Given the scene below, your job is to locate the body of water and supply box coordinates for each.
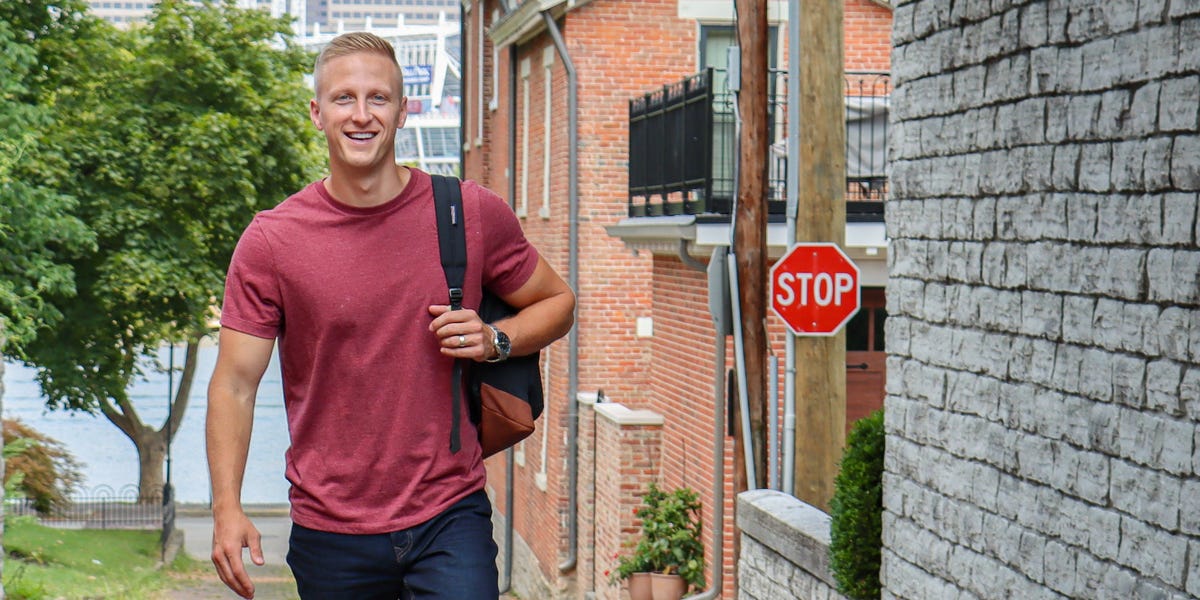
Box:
[2,342,291,505]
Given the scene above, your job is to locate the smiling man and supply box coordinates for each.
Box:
[205,32,574,599]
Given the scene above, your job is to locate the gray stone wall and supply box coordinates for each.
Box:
[737,490,848,600]
[885,1,1200,599]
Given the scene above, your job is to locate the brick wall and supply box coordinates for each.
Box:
[478,0,695,594]
[885,1,1200,598]
[592,402,664,600]
[845,0,893,71]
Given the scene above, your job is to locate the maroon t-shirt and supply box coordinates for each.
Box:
[220,169,538,534]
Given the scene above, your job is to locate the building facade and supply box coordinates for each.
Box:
[462,1,893,598]
[85,0,457,31]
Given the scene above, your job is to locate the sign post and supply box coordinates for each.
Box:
[771,243,861,336]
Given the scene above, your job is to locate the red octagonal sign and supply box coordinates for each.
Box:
[771,243,861,336]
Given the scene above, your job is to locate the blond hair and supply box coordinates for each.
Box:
[313,32,403,94]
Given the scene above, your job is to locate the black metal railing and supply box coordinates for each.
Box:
[6,484,166,530]
[628,69,715,216]
[627,69,891,221]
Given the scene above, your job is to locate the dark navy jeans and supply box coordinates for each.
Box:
[286,490,499,599]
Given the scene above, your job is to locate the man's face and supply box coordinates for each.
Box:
[310,52,407,175]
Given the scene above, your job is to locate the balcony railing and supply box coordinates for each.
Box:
[627,69,890,221]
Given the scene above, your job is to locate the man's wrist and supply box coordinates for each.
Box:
[486,323,511,362]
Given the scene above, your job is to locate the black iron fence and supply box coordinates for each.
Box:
[627,69,891,221]
[6,484,169,531]
[628,69,715,217]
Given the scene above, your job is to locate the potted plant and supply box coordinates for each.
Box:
[609,482,706,600]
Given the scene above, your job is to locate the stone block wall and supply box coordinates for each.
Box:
[737,490,848,600]
[885,1,1200,598]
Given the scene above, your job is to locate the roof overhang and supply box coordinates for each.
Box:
[606,217,891,286]
[489,0,596,48]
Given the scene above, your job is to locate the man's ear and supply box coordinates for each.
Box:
[310,98,324,131]
[395,96,408,130]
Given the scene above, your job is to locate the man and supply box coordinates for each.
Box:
[206,32,574,599]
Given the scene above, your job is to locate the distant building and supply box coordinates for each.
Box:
[85,0,459,32]
[307,0,458,31]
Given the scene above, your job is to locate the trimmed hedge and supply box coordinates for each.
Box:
[829,409,884,599]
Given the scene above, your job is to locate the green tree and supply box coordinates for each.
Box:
[0,1,96,354]
[1,7,98,594]
[20,0,322,501]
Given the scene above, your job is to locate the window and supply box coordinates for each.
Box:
[700,25,779,202]
[518,58,531,218]
[421,127,459,159]
[475,2,484,146]
[541,46,554,219]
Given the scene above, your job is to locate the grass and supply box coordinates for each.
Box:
[3,516,199,599]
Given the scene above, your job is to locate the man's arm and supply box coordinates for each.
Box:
[206,327,275,599]
[429,255,575,360]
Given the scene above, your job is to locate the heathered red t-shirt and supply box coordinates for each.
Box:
[220,169,538,534]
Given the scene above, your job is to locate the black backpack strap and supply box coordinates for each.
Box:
[431,174,466,453]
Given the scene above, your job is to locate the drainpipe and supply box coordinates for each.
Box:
[682,249,724,600]
[542,9,581,576]
[499,40,520,597]
[782,0,800,497]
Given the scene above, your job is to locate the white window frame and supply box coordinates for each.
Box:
[475,1,484,146]
[519,58,531,218]
[489,8,500,111]
[540,46,554,219]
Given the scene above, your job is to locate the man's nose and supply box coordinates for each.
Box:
[352,100,371,123]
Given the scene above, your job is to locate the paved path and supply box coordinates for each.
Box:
[162,511,298,600]
[160,509,519,599]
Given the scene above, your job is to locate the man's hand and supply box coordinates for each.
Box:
[211,509,265,599]
[428,304,494,362]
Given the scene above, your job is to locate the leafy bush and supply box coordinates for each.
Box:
[610,482,706,591]
[4,418,83,514]
[830,409,884,600]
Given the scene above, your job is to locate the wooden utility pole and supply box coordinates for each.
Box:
[734,0,769,495]
[793,0,847,512]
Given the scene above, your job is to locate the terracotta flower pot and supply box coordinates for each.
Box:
[650,573,686,600]
[627,572,653,600]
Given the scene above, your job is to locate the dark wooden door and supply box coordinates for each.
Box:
[845,288,886,432]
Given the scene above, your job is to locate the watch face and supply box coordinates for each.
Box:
[489,325,511,362]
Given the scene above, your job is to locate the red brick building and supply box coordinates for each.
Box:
[460,1,892,598]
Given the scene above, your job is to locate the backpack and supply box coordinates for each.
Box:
[430,174,545,458]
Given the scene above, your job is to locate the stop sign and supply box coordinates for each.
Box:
[770,243,861,336]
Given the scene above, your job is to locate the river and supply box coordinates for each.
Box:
[1,343,291,505]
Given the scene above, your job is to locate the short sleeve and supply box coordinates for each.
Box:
[220,219,282,339]
[471,182,539,296]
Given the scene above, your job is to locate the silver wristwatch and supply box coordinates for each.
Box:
[486,324,511,363]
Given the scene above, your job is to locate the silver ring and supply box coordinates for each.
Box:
[457,334,467,348]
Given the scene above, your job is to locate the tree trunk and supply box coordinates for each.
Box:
[100,337,201,503]
[135,429,167,503]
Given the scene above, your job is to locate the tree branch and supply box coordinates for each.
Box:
[97,394,138,440]
[160,336,199,440]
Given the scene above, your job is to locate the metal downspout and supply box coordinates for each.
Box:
[782,0,800,497]
[682,252,723,600]
[500,40,520,597]
[542,10,581,576]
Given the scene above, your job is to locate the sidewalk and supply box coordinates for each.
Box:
[163,506,299,600]
[161,507,518,599]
